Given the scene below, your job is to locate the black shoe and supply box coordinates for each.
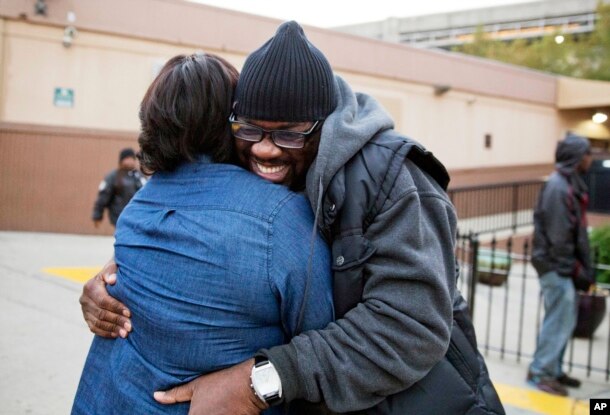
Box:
[527,372,569,396]
[557,374,581,388]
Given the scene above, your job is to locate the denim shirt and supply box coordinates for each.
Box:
[72,156,334,415]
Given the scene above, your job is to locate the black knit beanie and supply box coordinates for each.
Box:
[234,21,337,122]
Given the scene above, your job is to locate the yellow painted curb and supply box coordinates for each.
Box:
[496,383,589,415]
[42,267,101,284]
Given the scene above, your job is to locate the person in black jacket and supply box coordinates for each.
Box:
[528,133,594,396]
[91,148,146,227]
[79,21,503,415]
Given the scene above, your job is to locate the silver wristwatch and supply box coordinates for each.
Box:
[250,358,282,406]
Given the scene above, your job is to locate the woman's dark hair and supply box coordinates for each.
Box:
[137,53,239,174]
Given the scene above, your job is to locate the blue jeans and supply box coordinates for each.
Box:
[529,271,578,378]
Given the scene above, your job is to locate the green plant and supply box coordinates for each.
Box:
[590,225,610,284]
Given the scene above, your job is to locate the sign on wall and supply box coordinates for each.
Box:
[53,88,74,108]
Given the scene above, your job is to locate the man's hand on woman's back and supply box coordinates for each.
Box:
[154,358,266,415]
[79,259,132,338]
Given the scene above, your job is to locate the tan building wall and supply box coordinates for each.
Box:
[343,72,560,170]
[0,0,607,234]
[0,20,246,131]
[1,18,561,171]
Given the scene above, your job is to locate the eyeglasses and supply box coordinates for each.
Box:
[229,113,320,149]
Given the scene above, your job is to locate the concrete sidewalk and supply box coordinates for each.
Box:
[486,354,610,414]
[0,231,113,414]
[1,231,609,414]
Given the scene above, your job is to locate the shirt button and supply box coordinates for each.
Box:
[329,204,336,213]
[336,256,345,266]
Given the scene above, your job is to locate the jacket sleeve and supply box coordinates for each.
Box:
[540,182,579,278]
[92,172,115,221]
[260,175,456,412]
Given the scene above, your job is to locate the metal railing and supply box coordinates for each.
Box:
[448,180,544,235]
[457,233,610,381]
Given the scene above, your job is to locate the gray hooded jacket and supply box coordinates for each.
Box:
[532,134,593,289]
[260,77,470,412]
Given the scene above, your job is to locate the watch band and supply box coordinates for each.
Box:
[254,355,268,365]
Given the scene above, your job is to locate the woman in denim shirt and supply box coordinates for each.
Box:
[72,54,333,415]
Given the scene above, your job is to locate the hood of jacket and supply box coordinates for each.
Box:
[555,133,590,196]
[555,133,590,175]
[305,76,395,210]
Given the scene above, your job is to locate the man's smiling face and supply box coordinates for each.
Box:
[233,117,321,191]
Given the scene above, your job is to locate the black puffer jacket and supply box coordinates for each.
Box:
[329,130,504,414]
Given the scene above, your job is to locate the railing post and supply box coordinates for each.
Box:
[593,246,600,282]
[517,238,529,363]
[512,183,519,233]
[468,233,479,317]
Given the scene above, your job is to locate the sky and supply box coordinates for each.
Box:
[188,0,536,28]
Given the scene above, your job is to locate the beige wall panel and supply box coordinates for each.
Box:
[468,99,559,168]
[341,72,560,170]
[1,21,245,129]
[557,77,610,109]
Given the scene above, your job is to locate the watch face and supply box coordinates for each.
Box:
[253,365,281,397]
